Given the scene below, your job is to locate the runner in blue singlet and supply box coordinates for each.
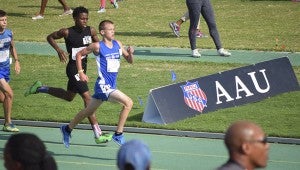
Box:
[0,10,21,132]
[60,20,134,148]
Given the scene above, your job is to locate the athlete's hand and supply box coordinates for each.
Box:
[127,46,134,54]
[79,72,89,82]
[57,49,68,64]
[125,46,134,64]
[14,61,20,74]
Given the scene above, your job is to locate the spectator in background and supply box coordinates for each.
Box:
[0,9,21,132]
[117,139,152,170]
[97,0,119,13]
[3,133,57,170]
[186,0,231,58]
[217,120,270,170]
[32,0,73,20]
[169,11,207,38]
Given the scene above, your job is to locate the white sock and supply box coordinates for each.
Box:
[92,124,102,138]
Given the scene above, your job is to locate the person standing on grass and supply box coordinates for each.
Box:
[97,0,119,13]
[0,10,21,132]
[32,0,73,20]
[25,6,112,144]
[217,120,270,170]
[169,11,207,38]
[186,0,231,58]
[60,19,134,148]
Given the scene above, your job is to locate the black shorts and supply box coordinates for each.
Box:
[67,78,89,94]
[66,61,89,94]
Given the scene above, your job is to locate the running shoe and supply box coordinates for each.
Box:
[192,49,201,58]
[59,9,73,17]
[112,133,125,146]
[217,48,231,57]
[3,123,19,132]
[32,15,44,20]
[112,0,119,9]
[169,22,180,37]
[95,133,113,144]
[24,81,42,97]
[60,125,71,148]
[97,8,106,13]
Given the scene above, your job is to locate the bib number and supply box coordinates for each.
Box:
[107,58,120,72]
[72,47,87,60]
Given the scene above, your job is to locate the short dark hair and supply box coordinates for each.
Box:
[5,133,57,170]
[0,9,7,17]
[72,6,88,18]
[99,20,114,31]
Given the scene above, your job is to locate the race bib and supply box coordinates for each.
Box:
[107,58,120,72]
[74,73,80,81]
[71,47,87,60]
[83,36,92,45]
[99,84,111,93]
[0,50,9,62]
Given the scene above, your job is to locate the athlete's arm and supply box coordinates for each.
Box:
[90,26,99,42]
[47,28,69,63]
[10,32,20,74]
[76,42,100,82]
[117,40,134,64]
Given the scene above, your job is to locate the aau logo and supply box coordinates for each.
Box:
[180,81,207,113]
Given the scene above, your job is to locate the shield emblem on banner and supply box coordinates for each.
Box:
[180,81,207,113]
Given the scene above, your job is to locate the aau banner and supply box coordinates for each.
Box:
[142,57,299,124]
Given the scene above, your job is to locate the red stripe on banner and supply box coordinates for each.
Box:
[192,90,204,111]
[186,90,203,112]
[184,98,201,112]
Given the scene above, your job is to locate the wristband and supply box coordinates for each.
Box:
[78,69,84,73]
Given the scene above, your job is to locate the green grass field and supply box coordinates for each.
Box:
[2,0,300,51]
[1,0,299,138]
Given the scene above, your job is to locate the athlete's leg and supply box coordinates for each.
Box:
[176,11,190,26]
[39,78,77,101]
[197,16,201,30]
[186,0,201,50]
[39,0,48,16]
[80,91,103,137]
[0,79,13,125]
[0,91,4,103]
[201,0,222,50]
[68,98,103,130]
[100,0,106,8]
[181,11,201,31]
[181,11,189,22]
[108,90,133,133]
[47,87,76,101]
[58,0,71,11]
